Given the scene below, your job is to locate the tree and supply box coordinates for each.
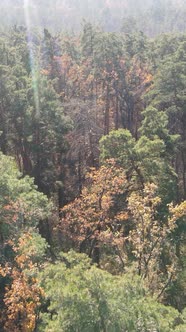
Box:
[0,28,72,196]
[139,106,179,204]
[0,153,50,250]
[1,231,48,332]
[59,160,127,265]
[127,183,178,297]
[38,250,186,332]
[146,37,186,199]
[0,153,51,331]
[99,128,173,195]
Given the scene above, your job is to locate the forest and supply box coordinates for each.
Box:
[0,1,186,331]
[1,0,186,34]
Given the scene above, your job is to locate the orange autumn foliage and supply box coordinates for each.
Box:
[0,234,43,332]
[59,160,128,254]
[3,269,41,332]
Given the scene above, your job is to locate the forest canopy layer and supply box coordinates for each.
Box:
[0,2,186,331]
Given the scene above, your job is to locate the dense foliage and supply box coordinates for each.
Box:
[0,2,186,331]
